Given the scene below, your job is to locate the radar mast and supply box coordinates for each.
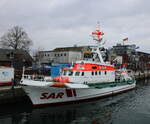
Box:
[91,22,105,46]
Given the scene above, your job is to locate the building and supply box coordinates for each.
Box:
[136,51,150,71]
[37,46,91,65]
[0,49,33,78]
[0,49,33,67]
[0,49,14,67]
[109,44,150,71]
[109,44,137,63]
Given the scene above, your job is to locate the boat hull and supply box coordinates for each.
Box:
[22,82,136,106]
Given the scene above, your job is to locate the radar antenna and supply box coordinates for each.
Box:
[91,22,105,46]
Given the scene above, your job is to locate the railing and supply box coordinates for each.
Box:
[23,75,52,82]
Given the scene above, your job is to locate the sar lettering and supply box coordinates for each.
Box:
[40,92,64,99]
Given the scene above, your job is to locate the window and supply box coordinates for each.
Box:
[95,71,97,75]
[63,70,67,76]
[105,71,107,75]
[92,66,97,69]
[75,71,80,76]
[92,71,94,75]
[68,71,73,76]
[81,71,84,76]
[64,53,66,56]
[99,71,101,75]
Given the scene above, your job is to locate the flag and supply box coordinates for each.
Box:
[123,38,128,41]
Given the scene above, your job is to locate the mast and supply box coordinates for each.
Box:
[91,23,105,63]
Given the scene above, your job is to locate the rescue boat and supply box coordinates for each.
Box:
[21,26,136,106]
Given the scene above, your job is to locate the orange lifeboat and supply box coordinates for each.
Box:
[51,82,67,88]
[50,76,70,88]
[53,76,70,83]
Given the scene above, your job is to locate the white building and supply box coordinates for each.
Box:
[38,46,91,64]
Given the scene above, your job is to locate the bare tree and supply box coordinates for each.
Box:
[0,26,33,51]
[32,47,45,64]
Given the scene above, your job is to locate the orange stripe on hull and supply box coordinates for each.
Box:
[64,63,115,71]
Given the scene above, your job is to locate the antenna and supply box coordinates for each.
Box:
[96,21,100,30]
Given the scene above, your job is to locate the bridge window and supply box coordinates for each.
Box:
[63,70,67,76]
[92,71,94,76]
[95,71,97,75]
[68,71,73,76]
[92,66,97,69]
[81,71,84,76]
[99,71,101,75]
[75,71,80,76]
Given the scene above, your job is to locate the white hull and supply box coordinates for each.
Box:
[23,82,136,106]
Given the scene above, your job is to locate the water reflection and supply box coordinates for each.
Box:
[0,79,150,124]
[0,94,131,124]
[30,99,114,124]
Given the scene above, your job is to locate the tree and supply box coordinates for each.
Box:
[0,26,33,51]
[32,47,45,64]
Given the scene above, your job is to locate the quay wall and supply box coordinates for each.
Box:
[132,70,150,80]
[0,86,30,105]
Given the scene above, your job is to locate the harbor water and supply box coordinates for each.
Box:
[0,79,150,124]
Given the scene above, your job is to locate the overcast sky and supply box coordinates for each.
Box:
[0,0,150,53]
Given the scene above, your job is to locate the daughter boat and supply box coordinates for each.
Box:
[21,27,136,106]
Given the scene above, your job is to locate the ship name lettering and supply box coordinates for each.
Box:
[40,92,64,99]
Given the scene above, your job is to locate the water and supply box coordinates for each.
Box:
[0,80,150,124]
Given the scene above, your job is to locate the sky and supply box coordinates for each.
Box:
[0,0,150,53]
